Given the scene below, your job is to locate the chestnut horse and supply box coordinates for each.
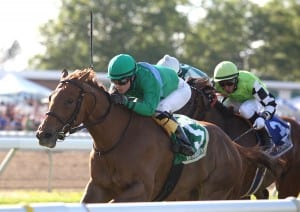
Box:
[36,69,280,202]
[179,78,300,199]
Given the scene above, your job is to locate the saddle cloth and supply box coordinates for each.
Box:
[265,115,290,146]
[172,114,209,165]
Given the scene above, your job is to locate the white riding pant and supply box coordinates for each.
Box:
[223,98,263,119]
[156,78,191,114]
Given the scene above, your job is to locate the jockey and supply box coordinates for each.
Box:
[107,53,195,156]
[212,61,292,157]
[157,54,209,81]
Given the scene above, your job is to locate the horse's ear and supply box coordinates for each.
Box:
[61,69,68,79]
[186,77,196,86]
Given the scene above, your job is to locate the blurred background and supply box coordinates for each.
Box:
[0,0,299,198]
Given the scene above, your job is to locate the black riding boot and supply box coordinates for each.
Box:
[169,115,195,156]
[257,129,274,152]
[155,112,195,156]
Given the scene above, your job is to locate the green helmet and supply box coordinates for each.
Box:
[107,54,136,80]
[213,61,239,82]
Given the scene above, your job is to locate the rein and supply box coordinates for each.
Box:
[189,85,216,120]
[46,79,111,140]
[189,81,255,144]
[93,111,133,156]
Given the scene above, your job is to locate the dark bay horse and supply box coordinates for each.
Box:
[36,68,280,202]
[179,78,300,199]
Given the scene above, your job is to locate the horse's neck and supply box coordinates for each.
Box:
[203,107,226,128]
[83,91,132,151]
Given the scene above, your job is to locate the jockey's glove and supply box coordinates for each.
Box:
[253,117,265,130]
[261,111,272,120]
[110,93,128,105]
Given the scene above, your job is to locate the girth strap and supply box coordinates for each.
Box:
[241,167,267,198]
[153,163,184,201]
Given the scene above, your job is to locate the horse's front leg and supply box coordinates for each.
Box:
[113,181,148,202]
[80,179,112,203]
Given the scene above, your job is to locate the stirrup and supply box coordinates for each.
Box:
[171,139,195,156]
[261,143,275,154]
[178,142,195,156]
[269,142,293,158]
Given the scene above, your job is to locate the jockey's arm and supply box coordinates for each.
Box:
[252,80,277,119]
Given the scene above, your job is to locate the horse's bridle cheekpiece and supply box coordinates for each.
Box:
[46,79,111,140]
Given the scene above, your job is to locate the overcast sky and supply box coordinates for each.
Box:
[0,0,59,71]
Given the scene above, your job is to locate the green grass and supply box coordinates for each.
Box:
[0,190,83,205]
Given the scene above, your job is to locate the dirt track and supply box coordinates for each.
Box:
[0,150,90,190]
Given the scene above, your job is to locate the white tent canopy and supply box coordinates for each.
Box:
[0,73,51,97]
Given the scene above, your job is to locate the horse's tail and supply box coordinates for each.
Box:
[236,145,285,178]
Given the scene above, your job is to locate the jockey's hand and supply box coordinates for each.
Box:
[261,111,272,120]
[253,117,265,129]
[110,93,128,105]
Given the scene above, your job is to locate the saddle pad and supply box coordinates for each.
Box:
[173,114,209,165]
[265,115,290,146]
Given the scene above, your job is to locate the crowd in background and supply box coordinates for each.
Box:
[0,97,47,131]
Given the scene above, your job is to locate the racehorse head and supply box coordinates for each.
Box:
[36,68,109,148]
[177,78,217,120]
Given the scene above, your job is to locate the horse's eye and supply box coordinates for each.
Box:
[67,98,74,104]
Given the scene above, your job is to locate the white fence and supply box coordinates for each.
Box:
[1,132,300,211]
[0,131,92,191]
[0,198,300,212]
[0,131,92,150]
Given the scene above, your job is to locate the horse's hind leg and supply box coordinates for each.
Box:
[277,168,300,198]
[81,180,112,203]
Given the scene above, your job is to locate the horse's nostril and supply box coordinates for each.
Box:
[44,132,53,139]
[36,132,53,139]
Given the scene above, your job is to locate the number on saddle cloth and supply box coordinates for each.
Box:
[173,114,209,165]
[265,115,290,146]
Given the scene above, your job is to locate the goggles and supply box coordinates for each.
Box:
[219,80,235,88]
[112,77,131,86]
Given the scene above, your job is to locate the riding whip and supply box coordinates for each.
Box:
[233,127,255,142]
[89,10,94,69]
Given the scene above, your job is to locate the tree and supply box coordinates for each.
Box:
[30,0,300,81]
[181,0,300,80]
[29,0,189,71]
[181,0,263,77]
[249,0,300,80]
[0,40,21,64]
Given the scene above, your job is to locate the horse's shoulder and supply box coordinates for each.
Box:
[196,120,221,131]
[233,113,252,126]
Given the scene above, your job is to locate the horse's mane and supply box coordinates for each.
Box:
[63,68,107,91]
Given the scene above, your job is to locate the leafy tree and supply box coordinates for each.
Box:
[249,0,300,80]
[181,0,263,77]
[182,0,299,80]
[0,40,21,63]
[29,0,189,71]
[30,0,300,81]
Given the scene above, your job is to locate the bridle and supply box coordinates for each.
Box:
[188,79,217,119]
[46,79,111,140]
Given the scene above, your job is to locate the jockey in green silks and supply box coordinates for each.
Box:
[107,53,195,156]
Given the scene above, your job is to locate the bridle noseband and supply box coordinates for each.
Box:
[46,79,111,140]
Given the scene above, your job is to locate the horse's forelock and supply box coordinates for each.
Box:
[62,68,106,91]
